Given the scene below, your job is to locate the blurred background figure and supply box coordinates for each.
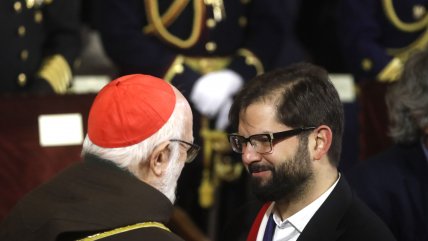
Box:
[337,0,428,160]
[0,0,83,223]
[296,0,345,73]
[295,0,360,172]
[0,0,81,95]
[347,49,428,241]
[273,0,307,69]
[90,1,290,240]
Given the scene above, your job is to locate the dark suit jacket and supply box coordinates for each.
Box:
[221,177,396,241]
[347,143,428,241]
[0,154,184,241]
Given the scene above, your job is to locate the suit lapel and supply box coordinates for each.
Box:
[297,177,350,241]
[403,144,428,233]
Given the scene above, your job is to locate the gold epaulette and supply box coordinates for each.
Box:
[37,54,72,94]
[377,57,403,82]
[77,222,170,241]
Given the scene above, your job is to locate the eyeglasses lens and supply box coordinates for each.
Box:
[229,135,272,154]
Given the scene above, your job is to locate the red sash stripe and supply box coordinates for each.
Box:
[246,202,272,241]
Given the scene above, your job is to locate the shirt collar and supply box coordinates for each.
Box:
[272,173,341,232]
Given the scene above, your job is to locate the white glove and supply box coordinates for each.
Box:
[215,97,233,130]
[190,69,243,117]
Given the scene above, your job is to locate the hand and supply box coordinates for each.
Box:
[190,69,243,117]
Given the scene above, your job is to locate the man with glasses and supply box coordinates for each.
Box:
[0,74,199,241]
[222,63,396,241]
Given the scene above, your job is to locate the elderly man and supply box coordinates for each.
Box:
[222,63,396,241]
[0,74,199,240]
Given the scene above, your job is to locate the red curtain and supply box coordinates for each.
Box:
[0,93,95,220]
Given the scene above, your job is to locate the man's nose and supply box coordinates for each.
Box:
[241,143,261,166]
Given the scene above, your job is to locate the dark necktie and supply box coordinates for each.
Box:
[262,213,276,241]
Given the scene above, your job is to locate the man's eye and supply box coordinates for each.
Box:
[253,135,270,143]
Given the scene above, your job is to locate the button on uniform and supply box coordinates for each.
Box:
[17,73,27,86]
[20,50,29,61]
[239,16,247,27]
[18,25,26,36]
[205,41,217,52]
[206,18,216,28]
[14,1,22,12]
[413,5,426,19]
[34,11,43,23]
[361,58,373,72]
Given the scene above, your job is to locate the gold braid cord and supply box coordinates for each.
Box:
[143,0,189,34]
[37,54,72,94]
[77,222,170,241]
[382,0,428,32]
[238,48,264,75]
[163,55,185,82]
[387,27,428,62]
[198,117,243,208]
[378,0,428,81]
[145,0,205,49]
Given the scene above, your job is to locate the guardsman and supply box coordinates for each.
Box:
[338,0,428,160]
[92,0,285,240]
[0,0,81,94]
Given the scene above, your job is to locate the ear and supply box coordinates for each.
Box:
[311,125,332,161]
[148,141,171,177]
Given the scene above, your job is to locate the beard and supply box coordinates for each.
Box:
[157,146,184,203]
[249,138,313,202]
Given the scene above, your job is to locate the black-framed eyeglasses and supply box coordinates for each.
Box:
[228,127,316,154]
[170,139,201,163]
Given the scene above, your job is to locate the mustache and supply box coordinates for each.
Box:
[248,163,273,173]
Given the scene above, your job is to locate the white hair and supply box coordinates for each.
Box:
[81,94,188,178]
[157,146,183,203]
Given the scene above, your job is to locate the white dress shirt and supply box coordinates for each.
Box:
[256,174,341,241]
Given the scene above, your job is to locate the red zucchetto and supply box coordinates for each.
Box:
[88,74,176,148]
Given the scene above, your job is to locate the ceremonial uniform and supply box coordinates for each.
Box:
[0,155,183,241]
[92,0,285,237]
[0,0,81,94]
[338,0,428,159]
[92,0,284,96]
